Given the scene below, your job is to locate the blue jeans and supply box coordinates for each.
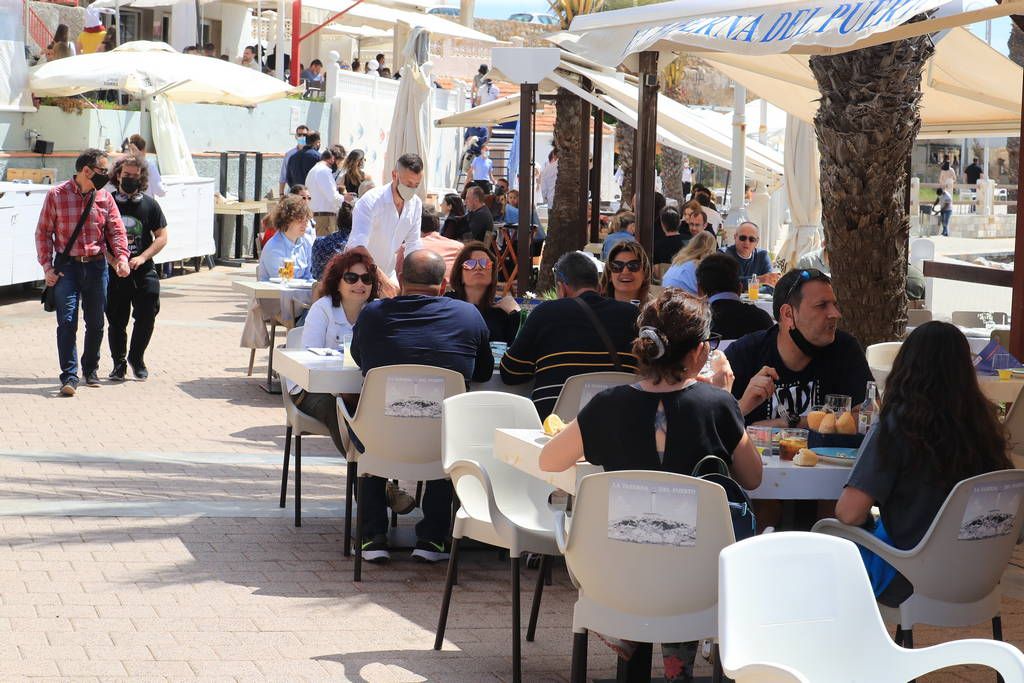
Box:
[53,259,109,386]
[939,209,952,236]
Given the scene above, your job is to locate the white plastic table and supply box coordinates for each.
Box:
[235,279,314,392]
[492,427,852,500]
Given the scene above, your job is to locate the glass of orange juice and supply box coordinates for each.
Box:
[747,275,760,300]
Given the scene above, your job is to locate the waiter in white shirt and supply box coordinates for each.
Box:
[304,149,346,236]
[345,153,424,285]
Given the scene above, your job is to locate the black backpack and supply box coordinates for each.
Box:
[691,455,757,541]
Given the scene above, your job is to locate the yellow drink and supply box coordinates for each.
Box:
[747,280,760,300]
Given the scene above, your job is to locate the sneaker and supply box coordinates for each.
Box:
[386,482,417,515]
[108,362,127,381]
[84,371,100,387]
[59,381,77,397]
[411,539,450,563]
[129,361,148,381]
[360,534,391,563]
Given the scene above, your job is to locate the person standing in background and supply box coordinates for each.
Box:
[305,149,345,236]
[681,158,693,200]
[286,130,322,189]
[77,7,108,54]
[125,135,165,198]
[280,125,309,197]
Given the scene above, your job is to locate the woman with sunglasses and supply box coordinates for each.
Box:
[539,289,761,681]
[288,251,379,455]
[600,240,652,304]
[449,241,521,343]
[661,231,718,295]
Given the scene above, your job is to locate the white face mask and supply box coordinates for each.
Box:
[396,183,417,201]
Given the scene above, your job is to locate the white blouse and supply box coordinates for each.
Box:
[287,295,357,396]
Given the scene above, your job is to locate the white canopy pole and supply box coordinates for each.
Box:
[728,82,746,226]
[276,0,286,80]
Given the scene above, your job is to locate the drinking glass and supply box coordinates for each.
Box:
[825,394,852,416]
[778,428,808,462]
[747,275,760,300]
[746,426,774,460]
[995,352,1013,380]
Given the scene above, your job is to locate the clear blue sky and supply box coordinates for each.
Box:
[968,17,1010,55]
[473,0,553,19]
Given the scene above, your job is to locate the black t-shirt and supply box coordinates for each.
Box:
[710,297,774,340]
[467,206,494,242]
[654,233,686,265]
[113,193,167,269]
[577,383,745,474]
[964,163,984,185]
[725,325,874,424]
[444,292,521,344]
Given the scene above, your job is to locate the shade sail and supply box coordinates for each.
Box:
[703,26,1023,139]
[296,0,498,43]
[564,0,1024,66]
[29,41,302,106]
[435,95,522,128]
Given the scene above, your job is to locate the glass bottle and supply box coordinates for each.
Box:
[858,381,879,434]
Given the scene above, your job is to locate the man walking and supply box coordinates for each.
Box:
[36,148,130,395]
[286,130,321,189]
[304,148,345,236]
[279,125,309,196]
[106,155,168,381]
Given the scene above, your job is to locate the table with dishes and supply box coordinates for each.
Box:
[234,278,315,392]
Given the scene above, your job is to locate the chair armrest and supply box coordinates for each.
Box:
[336,396,356,426]
[727,662,810,683]
[555,511,569,555]
[901,639,1024,681]
[812,518,917,566]
[445,458,507,532]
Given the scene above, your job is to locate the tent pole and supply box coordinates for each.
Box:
[290,0,301,86]
[276,0,286,80]
[1012,28,1024,359]
[636,50,659,259]
[518,82,537,296]
[590,105,602,243]
[578,77,592,249]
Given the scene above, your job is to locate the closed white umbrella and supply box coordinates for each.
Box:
[776,114,822,271]
[384,27,432,197]
[29,41,302,106]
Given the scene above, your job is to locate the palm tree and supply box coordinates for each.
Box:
[659,58,687,207]
[1007,26,1024,194]
[537,0,604,292]
[808,36,934,346]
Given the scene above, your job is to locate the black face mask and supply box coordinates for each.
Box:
[120,177,141,195]
[789,326,829,358]
[90,172,109,190]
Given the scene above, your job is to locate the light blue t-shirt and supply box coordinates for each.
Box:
[601,231,636,260]
[257,230,315,281]
[661,260,699,295]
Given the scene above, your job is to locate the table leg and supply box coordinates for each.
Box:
[260,322,282,394]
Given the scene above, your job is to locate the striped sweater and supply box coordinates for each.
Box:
[499,291,639,418]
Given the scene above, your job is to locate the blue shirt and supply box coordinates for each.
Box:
[662,260,699,295]
[601,231,636,260]
[287,147,321,188]
[310,231,349,280]
[723,245,773,287]
[257,230,314,281]
[503,205,545,240]
[351,295,493,384]
[279,147,299,184]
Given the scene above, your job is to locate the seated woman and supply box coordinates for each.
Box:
[257,194,315,281]
[539,289,762,681]
[287,251,379,454]
[449,241,521,344]
[661,231,717,295]
[440,193,468,241]
[600,240,652,304]
[835,321,1011,607]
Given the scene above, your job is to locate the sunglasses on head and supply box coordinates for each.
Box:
[609,259,643,273]
[462,257,491,270]
[780,269,830,309]
[342,272,373,285]
[737,235,759,243]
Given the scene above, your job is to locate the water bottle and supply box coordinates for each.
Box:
[858,381,879,434]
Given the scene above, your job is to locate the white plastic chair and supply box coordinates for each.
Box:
[907,309,933,327]
[432,392,558,683]
[550,371,636,422]
[866,341,902,391]
[279,326,335,528]
[814,470,1024,650]
[337,364,466,581]
[557,470,735,683]
[719,532,1024,682]
[909,237,934,270]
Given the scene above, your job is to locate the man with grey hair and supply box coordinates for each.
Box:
[346,153,424,283]
[349,249,492,564]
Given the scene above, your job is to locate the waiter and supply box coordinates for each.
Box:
[106,155,167,381]
[345,153,424,285]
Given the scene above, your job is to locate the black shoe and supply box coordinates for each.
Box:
[84,371,100,387]
[60,381,77,397]
[360,534,391,563]
[129,361,148,381]
[411,539,450,563]
[109,362,127,381]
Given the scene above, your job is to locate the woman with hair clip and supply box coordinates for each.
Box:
[836,321,1012,607]
[540,289,762,681]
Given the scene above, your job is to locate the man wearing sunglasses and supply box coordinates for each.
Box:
[724,268,872,427]
[724,221,778,289]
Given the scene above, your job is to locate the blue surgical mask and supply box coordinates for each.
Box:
[296,136,306,146]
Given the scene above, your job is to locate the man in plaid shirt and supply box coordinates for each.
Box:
[36,148,130,396]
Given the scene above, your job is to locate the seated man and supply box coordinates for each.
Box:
[725,268,873,426]
[697,253,774,339]
[654,207,686,265]
[350,250,492,563]
[396,208,463,283]
[684,203,716,240]
[601,213,637,260]
[464,185,494,243]
[724,221,778,288]
[500,251,639,418]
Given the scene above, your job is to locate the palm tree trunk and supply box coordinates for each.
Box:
[1007,26,1024,197]
[616,121,636,207]
[538,86,585,293]
[809,36,934,347]
[659,84,685,207]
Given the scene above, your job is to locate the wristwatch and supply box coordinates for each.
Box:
[787,412,801,428]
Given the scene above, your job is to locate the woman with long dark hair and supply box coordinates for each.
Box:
[440,193,467,240]
[836,321,1011,606]
[448,241,520,343]
[341,149,366,194]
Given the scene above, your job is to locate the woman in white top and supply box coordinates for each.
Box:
[661,231,718,295]
[290,251,379,454]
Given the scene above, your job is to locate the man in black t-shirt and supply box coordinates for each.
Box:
[964,157,984,186]
[463,185,494,242]
[725,268,873,426]
[106,156,167,381]
[697,253,773,340]
[653,207,687,265]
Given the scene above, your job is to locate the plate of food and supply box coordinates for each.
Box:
[269,277,282,283]
[812,447,858,467]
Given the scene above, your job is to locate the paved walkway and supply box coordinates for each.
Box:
[0,265,1020,681]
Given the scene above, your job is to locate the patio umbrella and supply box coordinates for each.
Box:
[776,114,822,271]
[383,28,432,198]
[29,41,302,106]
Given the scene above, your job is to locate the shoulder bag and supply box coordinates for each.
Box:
[691,454,757,540]
[571,295,623,371]
[41,191,95,312]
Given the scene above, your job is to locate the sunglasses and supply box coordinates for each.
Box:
[342,272,373,285]
[462,257,492,270]
[781,269,830,309]
[705,333,722,351]
[737,235,759,243]
[609,259,643,273]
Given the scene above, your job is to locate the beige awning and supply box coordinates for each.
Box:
[703,26,1022,139]
[435,96,522,128]
[298,0,499,43]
